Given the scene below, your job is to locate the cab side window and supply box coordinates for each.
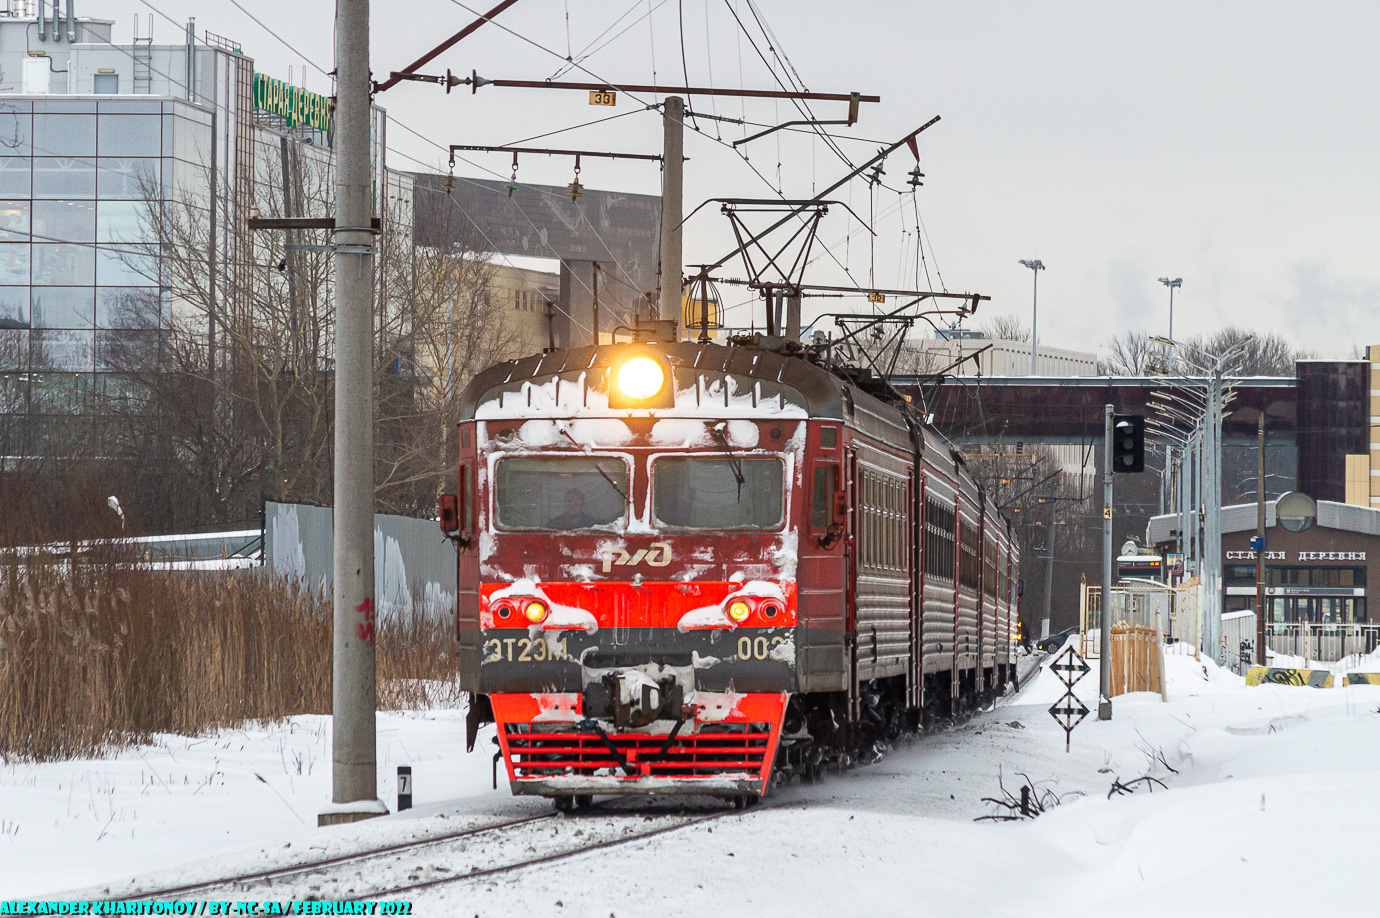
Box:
[812,464,837,530]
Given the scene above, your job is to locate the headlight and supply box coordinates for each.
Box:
[616,356,665,400]
[524,600,549,624]
[726,600,751,623]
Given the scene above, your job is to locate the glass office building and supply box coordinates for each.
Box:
[0,97,191,455]
[0,9,389,464]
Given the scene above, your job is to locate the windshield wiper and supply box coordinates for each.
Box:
[710,422,746,496]
[560,427,629,503]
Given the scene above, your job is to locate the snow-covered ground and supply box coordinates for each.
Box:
[5,654,1380,915]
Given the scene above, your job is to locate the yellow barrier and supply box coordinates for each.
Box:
[1245,667,1334,688]
[1343,672,1380,686]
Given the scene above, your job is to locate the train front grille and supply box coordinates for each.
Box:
[503,723,772,778]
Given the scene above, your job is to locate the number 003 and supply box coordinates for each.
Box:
[738,635,771,661]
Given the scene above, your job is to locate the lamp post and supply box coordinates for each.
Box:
[1018,259,1045,375]
[1157,277,1182,340]
[1149,335,1249,662]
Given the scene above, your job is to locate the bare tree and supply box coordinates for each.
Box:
[373,192,520,516]
[1099,330,1159,376]
[96,144,511,527]
[979,314,1031,343]
[1102,326,1307,378]
[1180,326,1305,376]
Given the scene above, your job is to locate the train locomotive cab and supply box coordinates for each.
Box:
[448,338,1021,804]
[451,342,835,802]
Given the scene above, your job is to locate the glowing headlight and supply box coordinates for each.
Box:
[617,356,665,400]
[524,600,549,624]
[726,600,752,623]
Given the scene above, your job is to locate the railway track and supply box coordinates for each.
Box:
[82,801,747,903]
[75,680,1034,905]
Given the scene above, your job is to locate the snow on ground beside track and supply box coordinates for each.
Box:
[4,653,1379,915]
[0,707,536,898]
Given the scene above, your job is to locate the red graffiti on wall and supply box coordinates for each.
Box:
[355,597,376,647]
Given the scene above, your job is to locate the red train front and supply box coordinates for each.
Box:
[447,339,818,804]
[444,334,1021,806]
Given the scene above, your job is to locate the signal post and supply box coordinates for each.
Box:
[1101,410,1145,721]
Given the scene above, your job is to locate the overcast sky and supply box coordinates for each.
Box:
[99,0,1380,359]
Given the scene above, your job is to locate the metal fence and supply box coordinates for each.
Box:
[1079,579,1171,697]
[1221,610,1257,675]
[1265,623,1380,669]
[1166,577,1202,660]
[263,500,456,624]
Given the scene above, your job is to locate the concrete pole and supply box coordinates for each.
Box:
[1041,504,1055,641]
[1029,267,1039,376]
[1256,411,1266,664]
[1099,404,1113,720]
[323,0,383,826]
[657,97,685,325]
[1204,371,1224,662]
[1190,436,1199,564]
[591,261,600,344]
[785,291,801,342]
[1178,445,1185,571]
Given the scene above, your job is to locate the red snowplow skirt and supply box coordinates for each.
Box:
[490,692,787,798]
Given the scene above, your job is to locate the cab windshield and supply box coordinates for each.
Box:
[494,457,629,530]
[652,457,784,530]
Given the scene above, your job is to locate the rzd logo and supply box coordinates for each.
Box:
[601,541,672,573]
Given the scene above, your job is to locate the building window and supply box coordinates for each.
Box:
[0,286,29,329]
[0,200,29,240]
[97,287,162,329]
[0,158,31,196]
[32,287,95,329]
[31,329,94,372]
[93,73,119,94]
[97,114,161,158]
[0,329,26,369]
[33,243,95,286]
[33,157,97,198]
[0,102,33,157]
[0,242,30,284]
[96,158,160,199]
[33,114,97,157]
[33,199,96,243]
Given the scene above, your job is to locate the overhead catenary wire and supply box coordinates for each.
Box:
[385,115,649,298]
[400,0,883,293]
[547,0,666,81]
[226,0,912,328]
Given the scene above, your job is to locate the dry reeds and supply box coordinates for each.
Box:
[0,539,460,762]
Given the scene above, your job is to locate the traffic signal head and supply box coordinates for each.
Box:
[1113,414,1145,473]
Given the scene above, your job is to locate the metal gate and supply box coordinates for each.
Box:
[1080,579,1171,698]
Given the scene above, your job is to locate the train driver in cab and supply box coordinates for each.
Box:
[548,487,597,530]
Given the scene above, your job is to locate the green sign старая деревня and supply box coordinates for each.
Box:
[253,72,332,132]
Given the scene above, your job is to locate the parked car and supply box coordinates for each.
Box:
[1037,626,1079,655]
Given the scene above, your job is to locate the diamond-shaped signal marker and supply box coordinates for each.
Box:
[1048,692,1090,733]
[1050,645,1091,689]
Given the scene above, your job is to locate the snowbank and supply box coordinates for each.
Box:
[11,643,1380,916]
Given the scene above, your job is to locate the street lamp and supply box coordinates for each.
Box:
[1018,259,1045,375]
[1148,335,1251,662]
[1157,277,1182,340]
